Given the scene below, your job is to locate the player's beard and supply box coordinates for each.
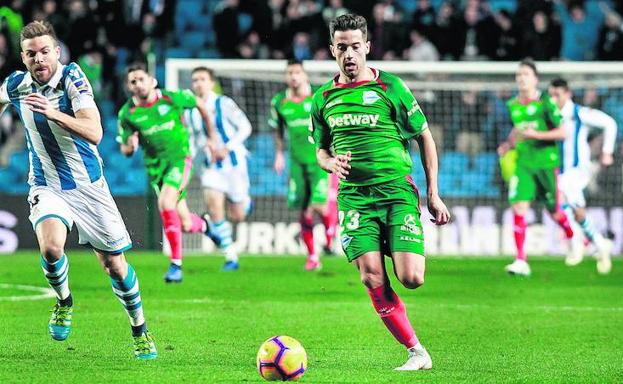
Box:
[31,62,56,84]
[342,60,358,80]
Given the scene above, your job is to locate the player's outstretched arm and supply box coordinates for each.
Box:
[415,129,450,225]
[519,125,566,141]
[195,100,218,157]
[24,93,103,144]
[120,132,139,157]
[316,148,351,179]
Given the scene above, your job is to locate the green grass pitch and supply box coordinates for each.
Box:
[0,251,622,383]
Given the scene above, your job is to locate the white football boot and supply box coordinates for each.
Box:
[395,345,432,371]
[565,236,585,267]
[594,237,613,275]
[505,259,531,276]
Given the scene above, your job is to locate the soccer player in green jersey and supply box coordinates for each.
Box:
[117,62,219,283]
[497,60,575,276]
[270,59,338,271]
[311,14,450,371]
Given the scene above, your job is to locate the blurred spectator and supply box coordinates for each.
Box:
[404,29,439,61]
[0,32,18,80]
[456,3,497,60]
[78,51,104,101]
[291,32,313,61]
[432,1,461,60]
[285,0,322,36]
[411,0,436,40]
[65,0,98,60]
[0,0,25,57]
[322,0,350,26]
[239,30,270,59]
[369,1,407,59]
[597,9,623,61]
[214,0,242,58]
[35,0,69,43]
[521,10,561,60]
[492,10,520,61]
[555,0,604,61]
[453,90,487,160]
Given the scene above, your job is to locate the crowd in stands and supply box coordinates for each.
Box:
[0,0,622,198]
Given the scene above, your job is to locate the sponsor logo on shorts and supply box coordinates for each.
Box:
[341,235,353,249]
[401,214,421,235]
[400,236,421,243]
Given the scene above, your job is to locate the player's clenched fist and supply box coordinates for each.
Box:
[330,151,351,179]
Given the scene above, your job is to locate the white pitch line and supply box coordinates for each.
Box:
[0,283,56,302]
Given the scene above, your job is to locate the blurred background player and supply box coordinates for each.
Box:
[0,21,156,359]
[498,60,575,277]
[270,59,338,271]
[312,14,450,371]
[117,62,220,283]
[548,77,617,274]
[186,66,252,271]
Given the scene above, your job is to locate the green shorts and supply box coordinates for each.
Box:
[338,176,425,262]
[508,164,559,211]
[147,156,193,199]
[288,161,329,209]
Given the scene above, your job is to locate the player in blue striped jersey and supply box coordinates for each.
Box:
[0,21,156,359]
[548,78,618,274]
[185,67,253,271]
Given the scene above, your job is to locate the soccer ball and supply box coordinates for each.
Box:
[256,336,307,381]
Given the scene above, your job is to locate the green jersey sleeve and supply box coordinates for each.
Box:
[168,89,197,110]
[310,88,331,151]
[386,74,428,139]
[268,92,285,133]
[542,94,563,129]
[116,106,134,144]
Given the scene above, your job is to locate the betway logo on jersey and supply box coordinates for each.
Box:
[142,120,175,135]
[328,113,380,128]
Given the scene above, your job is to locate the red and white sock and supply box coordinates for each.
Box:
[300,214,316,261]
[185,213,205,233]
[555,210,574,239]
[513,213,527,262]
[367,285,419,349]
[161,209,182,264]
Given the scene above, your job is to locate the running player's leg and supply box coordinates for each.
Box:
[383,177,431,370]
[310,168,336,255]
[205,189,238,270]
[506,165,535,275]
[538,169,574,241]
[29,188,74,341]
[159,183,184,269]
[289,163,317,267]
[96,250,156,360]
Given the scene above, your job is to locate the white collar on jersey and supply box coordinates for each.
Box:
[23,62,64,89]
[561,99,575,116]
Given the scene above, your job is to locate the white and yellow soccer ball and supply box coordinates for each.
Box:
[256,336,307,381]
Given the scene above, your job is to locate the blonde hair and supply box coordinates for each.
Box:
[20,20,58,45]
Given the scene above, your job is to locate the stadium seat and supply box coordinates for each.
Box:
[440,152,469,173]
[8,151,30,175]
[166,47,194,59]
[474,152,498,174]
[197,49,221,59]
[180,32,207,50]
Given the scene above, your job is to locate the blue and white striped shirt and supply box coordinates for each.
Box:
[185,91,252,171]
[0,62,103,190]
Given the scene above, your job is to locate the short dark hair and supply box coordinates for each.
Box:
[191,66,215,80]
[126,62,150,81]
[519,58,538,77]
[287,58,303,67]
[329,14,368,42]
[20,20,58,45]
[549,77,569,90]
